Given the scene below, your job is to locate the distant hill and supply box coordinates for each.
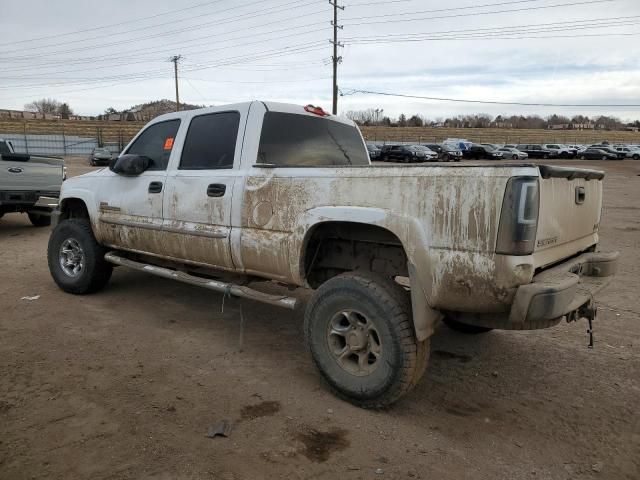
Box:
[124,99,206,121]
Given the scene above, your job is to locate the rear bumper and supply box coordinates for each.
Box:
[509,251,619,325]
[0,190,59,208]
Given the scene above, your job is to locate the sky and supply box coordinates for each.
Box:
[1,0,639,120]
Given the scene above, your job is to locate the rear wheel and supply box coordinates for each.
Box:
[403,155,411,163]
[382,155,389,162]
[512,154,518,160]
[543,153,549,159]
[602,155,607,160]
[442,316,492,334]
[28,212,51,227]
[305,272,429,408]
[47,218,113,294]
[633,154,639,160]
[442,153,450,162]
[580,155,587,160]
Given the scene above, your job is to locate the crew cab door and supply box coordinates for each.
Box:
[96,119,181,254]
[161,108,245,270]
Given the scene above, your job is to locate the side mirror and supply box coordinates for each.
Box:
[109,154,151,176]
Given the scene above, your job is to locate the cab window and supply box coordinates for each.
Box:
[126,119,181,171]
[180,112,240,170]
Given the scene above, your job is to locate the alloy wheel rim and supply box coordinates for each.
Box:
[59,238,85,277]
[327,310,382,376]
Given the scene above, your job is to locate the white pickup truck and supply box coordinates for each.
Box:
[47,102,618,407]
[0,139,65,226]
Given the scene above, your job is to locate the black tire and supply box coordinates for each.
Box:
[580,155,586,160]
[305,271,429,409]
[403,155,411,163]
[602,155,607,161]
[47,218,113,294]
[442,316,492,334]
[633,154,639,160]
[442,153,450,162]
[382,155,389,162]
[543,153,549,159]
[512,154,518,160]
[28,212,51,227]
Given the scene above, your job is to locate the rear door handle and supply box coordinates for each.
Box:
[575,186,586,204]
[148,181,163,194]
[207,183,226,197]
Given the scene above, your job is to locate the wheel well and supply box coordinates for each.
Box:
[59,198,89,220]
[302,222,408,288]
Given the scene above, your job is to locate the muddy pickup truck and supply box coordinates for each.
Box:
[0,139,65,226]
[46,102,618,407]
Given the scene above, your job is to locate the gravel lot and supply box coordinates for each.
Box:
[1,158,638,480]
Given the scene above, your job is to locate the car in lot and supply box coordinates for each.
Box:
[542,144,576,158]
[380,144,428,162]
[498,147,528,160]
[421,143,462,162]
[46,101,618,408]
[0,138,65,226]
[516,144,558,159]
[89,147,115,166]
[411,145,439,161]
[578,148,620,160]
[366,143,381,160]
[462,144,504,160]
[613,146,640,160]
[588,145,625,160]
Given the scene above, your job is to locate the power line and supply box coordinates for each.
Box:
[341,89,640,108]
[0,0,322,58]
[343,0,616,26]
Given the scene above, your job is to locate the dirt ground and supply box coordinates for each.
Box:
[1,158,638,480]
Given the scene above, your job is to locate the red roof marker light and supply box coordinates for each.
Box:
[304,104,330,117]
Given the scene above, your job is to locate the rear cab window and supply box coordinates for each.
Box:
[126,119,181,171]
[257,112,368,167]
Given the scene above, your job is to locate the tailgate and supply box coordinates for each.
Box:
[533,165,603,268]
[0,155,64,192]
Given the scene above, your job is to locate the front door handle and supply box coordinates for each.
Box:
[207,183,226,197]
[148,181,163,194]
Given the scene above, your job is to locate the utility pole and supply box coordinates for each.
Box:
[169,55,182,111]
[329,0,344,115]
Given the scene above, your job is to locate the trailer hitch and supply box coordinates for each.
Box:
[566,302,597,349]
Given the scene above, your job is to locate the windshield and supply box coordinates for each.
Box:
[0,141,11,154]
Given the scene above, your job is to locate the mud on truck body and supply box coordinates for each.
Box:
[46,101,618,408]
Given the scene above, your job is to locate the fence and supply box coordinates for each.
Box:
[0,132,127,157]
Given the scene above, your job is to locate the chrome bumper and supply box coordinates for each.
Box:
[34,196,60,208]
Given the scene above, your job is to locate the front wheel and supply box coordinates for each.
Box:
[47,218,113,294]
[602,155,608,161]
[580,155,587,160]
[442,154,450,162]
[28,211,51,227]
[305,272,429,408]
[512,154,518,160]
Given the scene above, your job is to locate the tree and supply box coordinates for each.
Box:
[398,114,407,127]
[58,103,73,119]
[24,98,61,114]
[104,107,119,115]
[407,115,424,127]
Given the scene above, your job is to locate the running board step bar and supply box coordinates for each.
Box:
[104,252,298,310]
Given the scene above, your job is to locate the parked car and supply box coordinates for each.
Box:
[0,138,65,226]
[89,147,114,166]
[579,148,619,160]
[614,146,640,160]
[498,147,528,160]
[422,143,462,162]
[542,144,576,158]
[516,144,558,159]
[366,143,381,160]
[46,100,618,408]
[411,145,439,161]
[588,145,625,159]
[380,144,428,163]
[462,144,504,160]
[566,144,587,153]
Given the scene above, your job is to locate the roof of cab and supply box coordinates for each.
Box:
[147,101,356,127]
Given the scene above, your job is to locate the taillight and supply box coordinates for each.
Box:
[496,176,539,255]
